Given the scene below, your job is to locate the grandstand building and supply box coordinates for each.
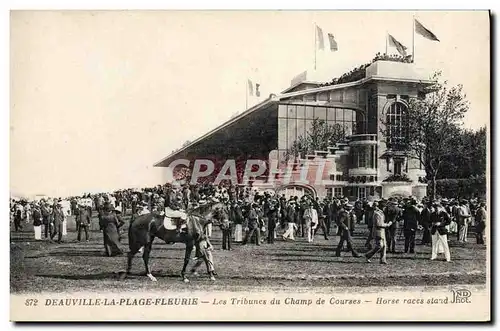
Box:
[154,57,432,200]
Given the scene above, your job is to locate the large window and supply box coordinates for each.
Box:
[327,187,343,198]
[351,146,369,168]
[278,103,360,163]
[386,102,409,150]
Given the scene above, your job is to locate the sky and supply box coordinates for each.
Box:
[9,10,490,198]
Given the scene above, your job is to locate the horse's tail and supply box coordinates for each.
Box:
[127,213,152,251]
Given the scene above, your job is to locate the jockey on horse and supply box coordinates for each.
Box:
[122,189,219,282]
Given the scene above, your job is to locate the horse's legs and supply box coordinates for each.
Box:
[143,238,156,282]
[190,258,203,276]
[181,243,194,283]
[119,248,137,280]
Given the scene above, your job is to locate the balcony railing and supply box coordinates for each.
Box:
[348,167,378,176]
[348,134,378,143]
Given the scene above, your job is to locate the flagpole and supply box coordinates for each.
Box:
[412,15,415,63]
[314,22,317,71]
[245,79,248,109]
[385,31,388,55]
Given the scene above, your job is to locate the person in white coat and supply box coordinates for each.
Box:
[303,201,318,243]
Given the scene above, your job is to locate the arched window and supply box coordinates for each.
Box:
[386,102,409,150]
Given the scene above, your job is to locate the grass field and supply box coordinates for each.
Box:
[10,214,487,294]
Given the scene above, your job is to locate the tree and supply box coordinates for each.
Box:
[439,126,486,179]
[384,71,470,199]
[286,118,347,160]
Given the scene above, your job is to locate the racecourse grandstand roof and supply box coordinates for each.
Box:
[153,97,279,167]
[154,58,434,168]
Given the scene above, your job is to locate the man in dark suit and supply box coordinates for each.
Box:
[217,206,232,250]
[335,203,360,257]
[242,204,261,246]
[76,203,92,242]
[419,201,432,245]
[314,209,329,241]
[403,199,420,254]
[13,204,23,232]
[364,200,375,249]
[384,198,401,253]
[475,202,487,245]
[51,203,65,243]
[40,200,51,239]
[323,198,333,236]
[267,200,279,244]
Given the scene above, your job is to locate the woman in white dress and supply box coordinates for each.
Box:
[430,202,452,262]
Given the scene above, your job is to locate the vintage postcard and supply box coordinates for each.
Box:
[9,10,490,322]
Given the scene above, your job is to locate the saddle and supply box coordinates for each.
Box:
[163,207,188,233]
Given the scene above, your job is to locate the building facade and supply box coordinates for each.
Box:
[154,59,432,201]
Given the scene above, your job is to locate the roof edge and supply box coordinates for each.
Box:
[153,97,277,167]
[280,80,323,94]
[276,76,435,100]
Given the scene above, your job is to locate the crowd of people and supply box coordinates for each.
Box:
[10,182,487,264]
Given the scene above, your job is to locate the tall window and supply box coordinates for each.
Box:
[358,187,366,199]
[352,146,368,168]
[394,158,403,175]
[386,102,409,150]
[358,147,367,168]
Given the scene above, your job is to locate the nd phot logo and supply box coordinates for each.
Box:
[450,289,472,304]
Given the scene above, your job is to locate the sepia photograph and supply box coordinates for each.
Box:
[9,9,490,322]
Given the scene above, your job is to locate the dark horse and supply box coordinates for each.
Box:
[120,201,224,282]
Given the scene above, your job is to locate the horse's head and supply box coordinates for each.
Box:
[188,201,227,227]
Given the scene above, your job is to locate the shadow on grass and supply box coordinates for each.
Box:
[35,272,123,281]
[34,270,197,281]
[270,257,364,263]
[26,250,107,258]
